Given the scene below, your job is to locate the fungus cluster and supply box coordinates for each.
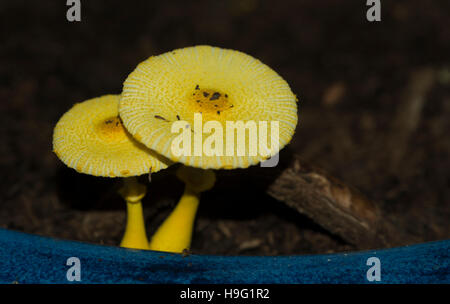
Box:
[53,45,298,253]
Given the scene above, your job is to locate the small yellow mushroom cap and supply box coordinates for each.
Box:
[120,45,298,169]
[53,95,170,177]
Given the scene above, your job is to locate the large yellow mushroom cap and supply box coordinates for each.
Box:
[53,95,170,177]
[120,45,298,169]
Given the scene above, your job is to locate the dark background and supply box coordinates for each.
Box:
[0,0,449,255]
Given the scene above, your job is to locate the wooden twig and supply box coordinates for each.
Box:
[265,154,383,249]
[387,67,436,171]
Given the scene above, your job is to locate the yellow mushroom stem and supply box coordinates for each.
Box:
[149,166,216,253]
[148,187,200,253]
[118,176,150,250]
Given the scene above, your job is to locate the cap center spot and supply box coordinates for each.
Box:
[190,85,233,116]
[96,116,127,142]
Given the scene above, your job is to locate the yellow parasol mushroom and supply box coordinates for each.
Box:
[119,45,298,253]
[53,94,170,250]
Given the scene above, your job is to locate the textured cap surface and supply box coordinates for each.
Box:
[120,45,298,169]
[53,95,170,177]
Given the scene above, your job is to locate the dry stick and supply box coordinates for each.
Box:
[387,67,436,172]
[267,154,423,249]
[265,155,383,249]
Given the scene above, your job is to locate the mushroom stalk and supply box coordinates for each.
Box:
[149,187,200,253]
[119,177,150,250]
[149,166,216,253]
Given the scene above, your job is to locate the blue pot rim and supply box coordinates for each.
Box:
[0,228,448,284]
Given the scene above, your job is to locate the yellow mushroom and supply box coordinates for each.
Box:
[120,45,298,169]
[53,95,171,250]
[119,45,298,253]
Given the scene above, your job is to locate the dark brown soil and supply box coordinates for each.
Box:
[0,0,449,255]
